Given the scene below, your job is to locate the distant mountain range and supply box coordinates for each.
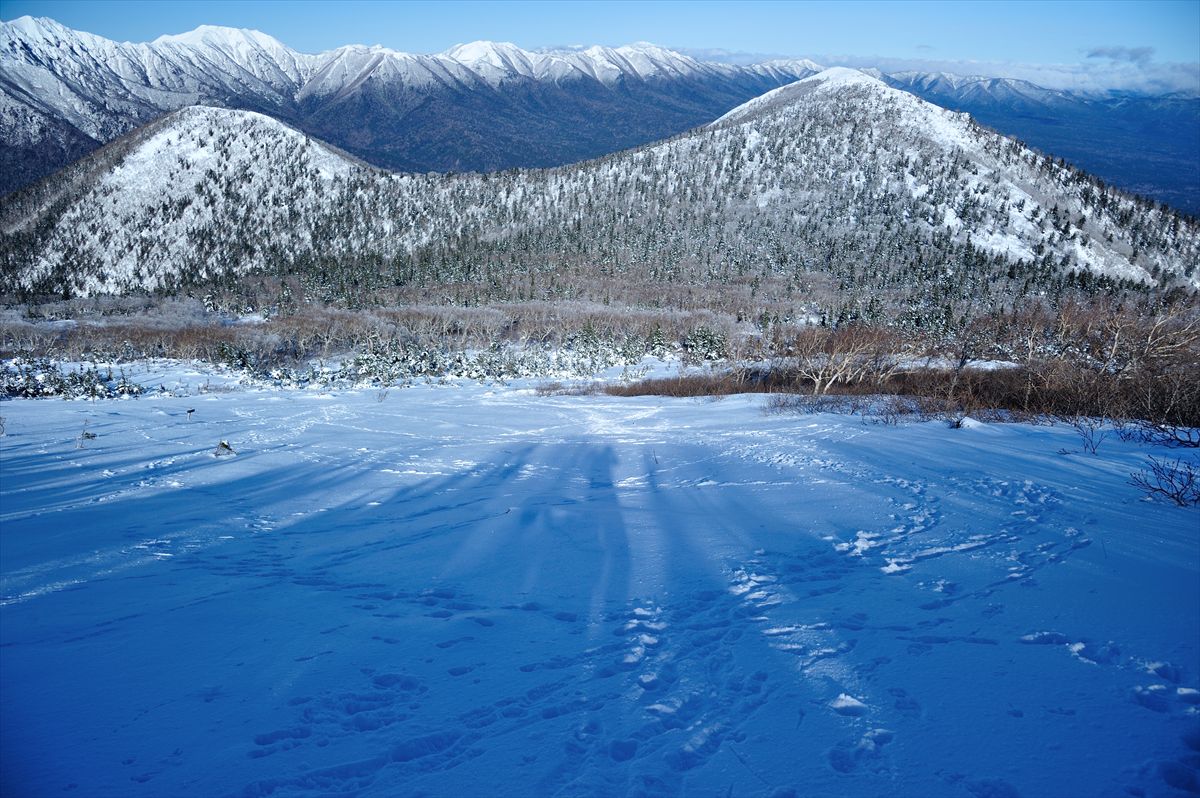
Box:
[1,16,1197,216]
[0,17,820,192]
[882,71,1200,216]
[3,68,1194,313]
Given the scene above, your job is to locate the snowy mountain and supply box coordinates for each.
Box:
[3,17,1196,216]
[3,68,1195,313]
[0,17,820,193]
[884,71,1200,216]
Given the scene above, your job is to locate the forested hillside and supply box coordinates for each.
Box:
[2,69,1195,336]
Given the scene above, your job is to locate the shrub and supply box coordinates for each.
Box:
[0,357,145,399]
[782,325,903,395]
[607,369,791,398]
[683,326,728,361]
[1070,416,1109,455]
[1130,457,1200,507]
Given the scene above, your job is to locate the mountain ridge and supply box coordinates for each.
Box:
[0,16,826,192]
[2,16,1197,216]
[3,69,1194,313]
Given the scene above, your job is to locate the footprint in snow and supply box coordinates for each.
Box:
[828,728,893,774]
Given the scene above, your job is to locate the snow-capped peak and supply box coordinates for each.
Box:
[712,67,887,125]
[619,41,690,59]
[442,40,530,63]
[759,57,825,73]
[612,42,704,74]
[4,15,53,34]
[801,66,884,89]
[0,14,111,49]
[3,15,72,40]
[439,40,537,82]
[431,39,714,86]
[152,24,287,52]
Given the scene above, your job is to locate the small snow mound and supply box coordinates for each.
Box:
[859,728,894,751]
[830,693,868,716]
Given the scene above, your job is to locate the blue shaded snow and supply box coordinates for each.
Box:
[1,380,1197,797]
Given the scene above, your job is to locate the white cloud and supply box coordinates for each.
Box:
[1086,46,1155,66]
[674,46,1199,96]
[672,47,794,65]
[810,54,1197,96]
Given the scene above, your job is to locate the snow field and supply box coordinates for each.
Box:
[0,380,1197,797]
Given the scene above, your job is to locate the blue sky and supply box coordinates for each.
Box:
[5,0,1199,91]
[4,0,1197,61]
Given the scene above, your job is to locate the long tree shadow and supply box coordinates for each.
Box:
[1,434,643,797]
[0,415,906,798]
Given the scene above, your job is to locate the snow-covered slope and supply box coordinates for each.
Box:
[882,70,1200,216]
[1,377,1196,797]
[3,70,1195,302]
[0,17,302,139]
[713,66,883,123]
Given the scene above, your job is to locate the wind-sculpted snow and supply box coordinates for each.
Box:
[0,377,1196,797]
[4,71,1197,299]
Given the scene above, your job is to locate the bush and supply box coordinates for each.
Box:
[683,326,728,361]
[335,335,648,387]
[1120,421,1200,449]
[1070,416,1109,455]
[765,393,861,415]
[0,357,145,399]
[1130,457,1200,507]
[782,324,904,395]
[607,369,791,398]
